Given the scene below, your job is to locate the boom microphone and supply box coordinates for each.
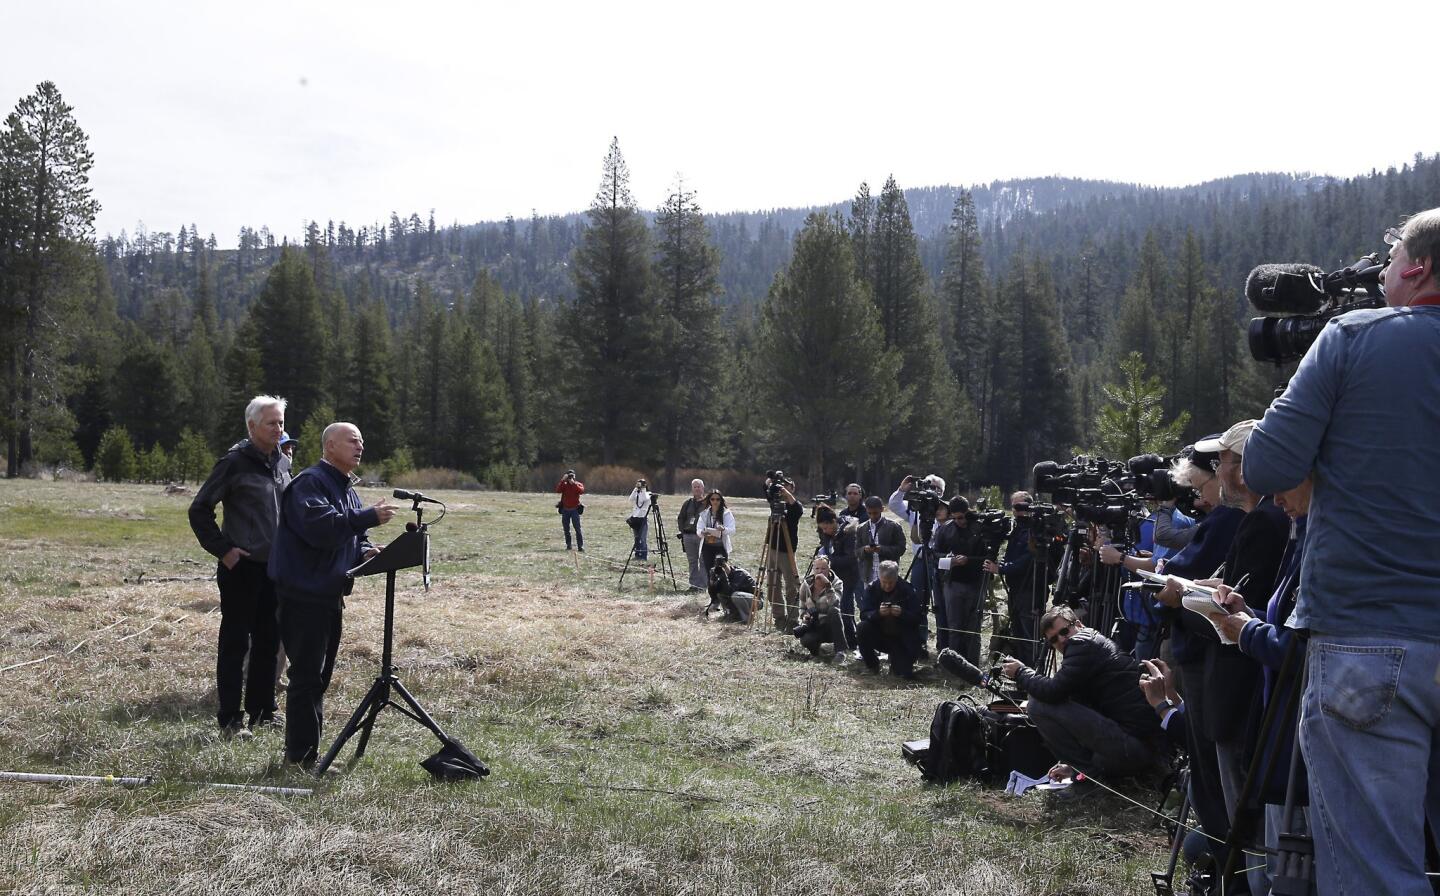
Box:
[1245,263,1327,314]
[937,648,991,688]
[393,488,442,505]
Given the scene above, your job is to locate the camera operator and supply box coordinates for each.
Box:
[889,474,945,650]
[764,473,805,633]
[1243,209,1440,895]
[837,483,867,526]
[707,556,757,624]
[856,495,906,587]
[1001,607,1164,793]
[984,491,1039,667]
[793,556,848,661]
[625,478,652,560]
[676,478,708,590]
[857,561,924,679]
[1215,473,1312,896]
[934,496,985,664]
[814,506,860,651]
[555,469,586,552]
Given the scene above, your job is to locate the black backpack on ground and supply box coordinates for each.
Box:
[918,697,991,782]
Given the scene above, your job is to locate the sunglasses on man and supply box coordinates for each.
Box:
[1047,624,1073,646]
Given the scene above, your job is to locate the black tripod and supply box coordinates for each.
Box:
[620,494,678,590]
[315,502,488,780]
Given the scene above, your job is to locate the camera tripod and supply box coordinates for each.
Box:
[619,494,679,591]
[753,509,800,631]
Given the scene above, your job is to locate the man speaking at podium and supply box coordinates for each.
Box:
[268,422,397,769]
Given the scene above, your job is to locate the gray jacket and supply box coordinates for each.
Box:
[854,516,906,583]
[189,438,290,563]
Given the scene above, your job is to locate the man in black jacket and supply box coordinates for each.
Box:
[1003,606,1163,779]
[934,497,986,663]
[814,506,860,650]
[268,422,397,767]
[707,557,758,623]
[188,395,291,737]
[857,561,924,678]
[676,478,708,591]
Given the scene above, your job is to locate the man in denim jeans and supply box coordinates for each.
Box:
[1244,207,1440,896]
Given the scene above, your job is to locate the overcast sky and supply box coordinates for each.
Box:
[6,0,1438,247]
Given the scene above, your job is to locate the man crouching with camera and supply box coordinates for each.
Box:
[707,556,758,623]
[1001,606,1164,795]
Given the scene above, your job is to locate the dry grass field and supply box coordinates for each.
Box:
[0,480,1170,895]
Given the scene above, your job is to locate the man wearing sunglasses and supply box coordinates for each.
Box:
[1244,208,1440,896]
[1000,606,1163,791]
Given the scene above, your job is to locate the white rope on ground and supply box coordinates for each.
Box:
[0,770,313,798]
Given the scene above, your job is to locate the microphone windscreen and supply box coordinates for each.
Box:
[1245,263,1327,314]
[938,648,986,687]
[405,522,418,532]
[393,488,413,501]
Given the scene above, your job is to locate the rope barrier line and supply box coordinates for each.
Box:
[1074,766,1267,863]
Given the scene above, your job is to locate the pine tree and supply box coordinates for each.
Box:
[249,247,329,425]
[753,212,900,483]
[652,177,722,491]
[941,190,989,398]
[567,138,658,465]
[216,316,264,448]
[346,296,399,461]
[0,81,100,476]
[444,325,516,477]
[1094,352,1190,458]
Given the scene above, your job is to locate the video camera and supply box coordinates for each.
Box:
[810,490,840,517]
[764,470,794,514]
[972,502,1013,561]
[1128,452,1199,515]
[1245,254,1387,365]
[902,474,944,520]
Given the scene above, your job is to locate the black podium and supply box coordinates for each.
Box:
[313,525,488,779]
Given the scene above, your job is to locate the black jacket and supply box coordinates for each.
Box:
[815,521,860,587]
[710,565,757,602]
[1017,629,1161,742]
[267,460,377,607]
[767,500,804,553]
[854,516,906,582]
[933,519,985,585]
[676,497,703,535]
[859,578,924,652]
[188,438,289,562]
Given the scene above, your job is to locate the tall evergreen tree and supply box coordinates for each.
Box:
[215,315,264,448]
[249,247,329,425]
[345,295,399,460]
[753,212,900,484]
[444,325,516,475]
[0,81,100,476]
[652,177,722,490]
[567,138,657,465]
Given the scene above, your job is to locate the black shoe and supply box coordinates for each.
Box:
[219,718,253,741]
[248,712,283,730]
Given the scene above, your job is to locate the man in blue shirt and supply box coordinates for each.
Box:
[1243,208,1440,896]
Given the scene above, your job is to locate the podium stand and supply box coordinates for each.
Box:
[313,526,488,779]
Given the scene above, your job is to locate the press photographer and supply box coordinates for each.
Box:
[814,506,860,650]
[1243,208,1440,895]
[933,496,986,664]
[625,478,653,560]
[762,471,804,632]
[707,556,758,623]
[889,474,946,649]
[984,492,1040,666]
[1001,607,1164,794]
[857,561,924,679]
[792,556,847,661]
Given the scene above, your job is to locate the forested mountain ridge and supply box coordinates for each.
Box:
[6,80,1437,491]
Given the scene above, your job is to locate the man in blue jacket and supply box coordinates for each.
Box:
[857,561,924,679]
[1243,208,1440,896]
[269,422,397,768]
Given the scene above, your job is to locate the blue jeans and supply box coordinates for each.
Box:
[629,517,648,560]
[1300,634,1440,896]
[560,508,583,550]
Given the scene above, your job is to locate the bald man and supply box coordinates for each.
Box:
[268,422,396,768]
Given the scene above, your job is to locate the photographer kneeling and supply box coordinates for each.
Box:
[1002,607,1164,790]
[857,560,924,679]
[793,556,847,661]
[707,557,758,623]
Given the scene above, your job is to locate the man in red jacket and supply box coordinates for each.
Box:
[555,469,585,552]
